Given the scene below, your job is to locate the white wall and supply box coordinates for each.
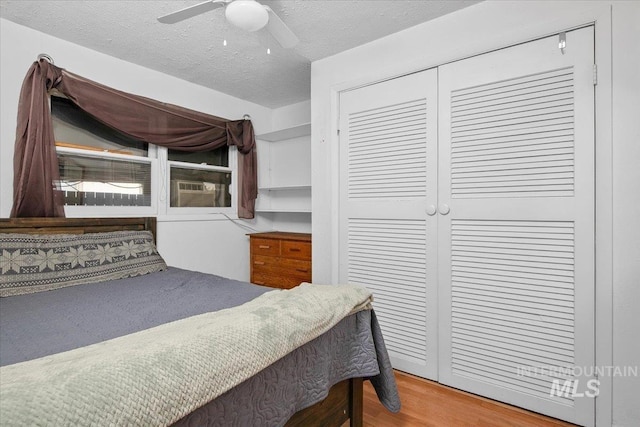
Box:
[0,18,275,281]
[272,100,311,130]
[611,2,640,426]
[311,1,639,426]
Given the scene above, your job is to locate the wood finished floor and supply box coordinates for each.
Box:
[356,370,578,427]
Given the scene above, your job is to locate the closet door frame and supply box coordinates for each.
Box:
[325,6,613,426]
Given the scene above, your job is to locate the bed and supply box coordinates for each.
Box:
[0,217,399,427]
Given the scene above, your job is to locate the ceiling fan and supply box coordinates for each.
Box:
[157,0,299,48]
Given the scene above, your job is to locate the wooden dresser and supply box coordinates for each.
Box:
[249,232,311,289]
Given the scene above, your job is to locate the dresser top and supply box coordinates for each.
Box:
[248,231,311,242]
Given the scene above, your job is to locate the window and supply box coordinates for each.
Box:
[167,149,232,208]
[52,96,152,207]
[51,96,232,212]
[58,153,152,206]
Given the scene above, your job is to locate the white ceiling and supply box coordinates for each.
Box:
[0,0,480,108]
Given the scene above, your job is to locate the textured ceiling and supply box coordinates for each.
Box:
[0,0,480,108]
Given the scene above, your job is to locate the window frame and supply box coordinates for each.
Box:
[56,146,159,217]
[164,147,237,216]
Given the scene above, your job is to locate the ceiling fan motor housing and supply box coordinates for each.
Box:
[225,0,269,32]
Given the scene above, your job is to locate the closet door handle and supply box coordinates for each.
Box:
[426,205,437,216]
[439,204,450,215]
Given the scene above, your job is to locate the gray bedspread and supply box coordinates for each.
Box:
[0,267,400,426]
[1,267,270,366]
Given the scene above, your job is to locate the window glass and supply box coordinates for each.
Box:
[51,96,148,156]
[170,166,231,208]
[168,147,228,167]
[58,154,151,206]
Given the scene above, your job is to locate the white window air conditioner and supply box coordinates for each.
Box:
[171,180,219,207]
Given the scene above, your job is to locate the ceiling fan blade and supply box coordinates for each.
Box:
[157,0,227,24]
[264,5,299,48]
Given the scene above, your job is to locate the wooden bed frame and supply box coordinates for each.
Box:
[0,216,157,240]
[0,216,364,427]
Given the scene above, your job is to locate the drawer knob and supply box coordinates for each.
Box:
[259,245,270,249]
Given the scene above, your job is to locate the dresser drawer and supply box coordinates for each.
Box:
[250,238,280,257]
[281,240,311,260]
[252,256,311,280]
[251,272,305,289]
[278,257,311,279]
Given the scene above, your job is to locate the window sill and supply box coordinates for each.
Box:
[258,185,311,191]
[255,209,311,214]
[157,212,241,222]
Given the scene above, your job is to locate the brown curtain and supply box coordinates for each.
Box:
[11,59,257,218]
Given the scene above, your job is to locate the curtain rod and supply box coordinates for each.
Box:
[37,53,54,64]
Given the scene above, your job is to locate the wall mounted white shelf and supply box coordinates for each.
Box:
[255,186,311,215]
[255,208,311,213]
[258,185,311,191]
[254,123,312,233]
[257,123,310,142]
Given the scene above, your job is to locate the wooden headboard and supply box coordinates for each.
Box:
[0,217,157,242]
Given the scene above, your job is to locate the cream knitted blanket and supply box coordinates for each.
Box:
[0,283,372,426]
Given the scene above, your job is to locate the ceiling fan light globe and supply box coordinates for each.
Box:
[225,0,269,32]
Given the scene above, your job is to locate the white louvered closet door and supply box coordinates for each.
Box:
[339,69,438,379]
[438,27,595,426]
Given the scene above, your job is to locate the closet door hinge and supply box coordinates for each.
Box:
[593,64,598,86]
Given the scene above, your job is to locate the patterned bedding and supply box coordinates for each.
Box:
[0,267,400,426]
[0,230,167,297]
